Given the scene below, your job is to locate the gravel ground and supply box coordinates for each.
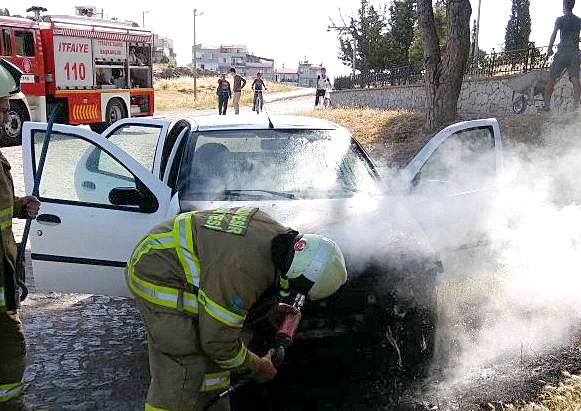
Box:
[3,108,581,410]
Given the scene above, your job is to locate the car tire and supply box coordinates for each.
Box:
[0,100,29,147]
[90,98,127,133]
[512,95,527,114]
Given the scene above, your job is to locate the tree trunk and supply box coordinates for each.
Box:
[418,0,472,132]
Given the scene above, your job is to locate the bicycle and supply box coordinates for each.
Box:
[253,90,264,114]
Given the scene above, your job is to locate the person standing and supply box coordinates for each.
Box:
[216,74,232,115]
[544,0,581,111]
[127,207,348,411]
[315,67,332,107]
[228,68,246,115]
[0,59,41,410]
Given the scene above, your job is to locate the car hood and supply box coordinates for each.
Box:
[180,194,437,274]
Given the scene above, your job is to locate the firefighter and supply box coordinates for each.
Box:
[0,59,41,410]
[127,207,348,411]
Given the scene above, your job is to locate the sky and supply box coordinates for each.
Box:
[5,0,565,79]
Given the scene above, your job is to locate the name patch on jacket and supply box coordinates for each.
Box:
[202,207,258,236]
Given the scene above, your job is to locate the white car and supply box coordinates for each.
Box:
[21,114,503,404]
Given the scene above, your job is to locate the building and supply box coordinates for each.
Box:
[298,59,322,88]
[153,34,176,64]
[192,44,275,80]
[275,67,299,85]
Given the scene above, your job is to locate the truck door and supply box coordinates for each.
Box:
[402,119,503,274]
[22,122,172,296]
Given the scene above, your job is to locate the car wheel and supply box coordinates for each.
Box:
[90,98,127,133]
[512,95,527,114]
[1,100,29,147]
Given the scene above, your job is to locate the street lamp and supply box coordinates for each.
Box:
[142,10,150,28]
[193,8,204,100]
[328,24,357,77]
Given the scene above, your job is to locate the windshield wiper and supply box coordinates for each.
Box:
[222,189,297,200]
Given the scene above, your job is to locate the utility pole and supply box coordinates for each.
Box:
[328,24,357,77]
[474,0,482,63]
[142,10,149,28]
[193,8,204,100]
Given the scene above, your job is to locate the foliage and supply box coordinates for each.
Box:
[409,2,447,65]
[505,0,532,52]
[0,8,9,16]
[388,0,417,66]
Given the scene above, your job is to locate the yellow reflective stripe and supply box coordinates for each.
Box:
[214,344,248,369]
[0,380,23,402]
[0,220,11,230]
[0,206,13,218]
[144,403,169,411]
[0,287,5,310]
[173,213,201,287]
[200,371,231,392]
[198,290,246,329]
[129,232,175,267]
[183,291,199,315]
[127,269,179,310]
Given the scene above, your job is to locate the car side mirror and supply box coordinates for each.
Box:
[109,187,158,213]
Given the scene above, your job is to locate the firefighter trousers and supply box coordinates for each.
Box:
[136,300,230,411]
[0,310,26,411]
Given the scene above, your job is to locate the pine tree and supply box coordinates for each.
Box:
[388,0,417,66]
[505,0,531,51]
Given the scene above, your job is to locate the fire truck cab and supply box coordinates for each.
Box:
[0,14,154,145]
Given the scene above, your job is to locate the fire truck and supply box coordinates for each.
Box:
[0,14,154,144]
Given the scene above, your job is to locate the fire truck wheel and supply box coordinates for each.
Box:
[1,100,29,147]
[104,98,127,125]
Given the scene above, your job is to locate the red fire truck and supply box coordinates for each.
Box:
[0,14,154,144]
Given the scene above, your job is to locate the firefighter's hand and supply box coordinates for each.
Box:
[22,196,41,218]
[253,349,277,383]
[267,303,300,327]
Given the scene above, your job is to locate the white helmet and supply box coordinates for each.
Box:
[285,234,348,300]
[0,59,21,98]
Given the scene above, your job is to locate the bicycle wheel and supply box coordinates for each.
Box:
[256,94,261,114]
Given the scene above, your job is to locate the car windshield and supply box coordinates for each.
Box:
[177,129,379,201]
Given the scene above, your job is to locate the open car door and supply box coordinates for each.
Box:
[402,119,503,274]
[22,122,172,296]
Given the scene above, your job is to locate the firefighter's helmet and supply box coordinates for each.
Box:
[0,59,22,98]
[286,234,348,300]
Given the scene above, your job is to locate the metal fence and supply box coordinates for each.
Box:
[334,44,550,90]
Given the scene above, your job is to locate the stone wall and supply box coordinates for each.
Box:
[330,72,577,115]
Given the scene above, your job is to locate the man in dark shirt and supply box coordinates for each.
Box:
[544,0,581,110]
[228,68,247,115]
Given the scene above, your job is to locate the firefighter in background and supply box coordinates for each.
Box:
[0,59,41,410]
[127,207,348,410]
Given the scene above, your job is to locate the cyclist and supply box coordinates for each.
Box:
[315,67,332,107]
[252,72,267,112]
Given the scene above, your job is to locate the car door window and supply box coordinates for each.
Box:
[104,124,162,171]
[33,131,138,208]
[416,126,495,194]
[1,30,11,56]
[14,31,34,56]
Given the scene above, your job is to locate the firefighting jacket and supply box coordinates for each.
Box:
[126,207,297,388]
[0,151,26,312]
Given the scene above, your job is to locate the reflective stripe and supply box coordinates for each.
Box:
[214,344,248,369]
[0,287,5,311]
[0,221,11,230]
[0,207,12,231]
[303,240,332,283]
[0,380,23,403]
[183,291,199,315]
[130,232,175,267]
[144,403,169,411]
[198,290,246,329]
[173,213,201,287]
[200,371,231,392]
[127,269,179,310]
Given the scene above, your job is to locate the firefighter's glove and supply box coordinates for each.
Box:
[253,349,277,383]
[267,303,300,328]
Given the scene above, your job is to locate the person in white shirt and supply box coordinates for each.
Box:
[315,67,332,107]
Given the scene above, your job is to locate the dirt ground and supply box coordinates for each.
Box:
[5,108,581,410]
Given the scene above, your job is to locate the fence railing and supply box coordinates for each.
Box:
[334,44,551,90]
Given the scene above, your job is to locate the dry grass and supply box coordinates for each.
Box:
[300,108,426,167]
[154,76,297,112]
[504,372,581,410]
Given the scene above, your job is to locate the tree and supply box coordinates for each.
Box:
[417,0,472,131]
[338,0,390,74]
[388,0,417,66]
[505,0,531,51]
[0,8,10,16]
[409,2,447,65]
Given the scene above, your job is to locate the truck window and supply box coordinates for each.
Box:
[1,30,11,56]
[15,31,35,56]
